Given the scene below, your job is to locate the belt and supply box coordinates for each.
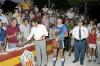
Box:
[74,38,86,41]
[35,39,45,41]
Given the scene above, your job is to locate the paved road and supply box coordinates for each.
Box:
[47,52,100,66]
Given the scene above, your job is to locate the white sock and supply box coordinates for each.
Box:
[89,56,92,60]
[61,58,64,62]
[53,57,56,61]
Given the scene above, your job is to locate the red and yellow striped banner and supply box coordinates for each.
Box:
[0,39,53,66]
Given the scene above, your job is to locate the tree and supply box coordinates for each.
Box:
[68,0,98,14]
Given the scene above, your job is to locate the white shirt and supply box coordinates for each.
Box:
[72,26,89,40]
[19,24,31,39]
[0,14,8,25]
[27,24,48,40]
[42,8,48,12]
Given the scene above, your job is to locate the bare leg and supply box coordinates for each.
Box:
[53,48,58,66]
[60,49,64,66]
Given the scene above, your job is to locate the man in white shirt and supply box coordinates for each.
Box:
[26,20,48,66]
[72,21,89,65]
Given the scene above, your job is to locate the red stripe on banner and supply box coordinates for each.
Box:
[0,40,53,63]
[0,45,35,61]
[46,39,53,45]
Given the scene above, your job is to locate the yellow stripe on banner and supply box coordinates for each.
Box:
[0,56,20,66]
[0,45,52,66]
[47,44,52,51]
[0,51,36,66]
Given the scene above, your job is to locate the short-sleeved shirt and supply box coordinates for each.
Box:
[57,24,68,40]
[27,24,48,40]
[19,24,30,39]
[72,26,89,40]
[6,25,20,43]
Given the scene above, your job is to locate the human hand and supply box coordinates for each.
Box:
[40,35,46,39]
[55,36,59,41]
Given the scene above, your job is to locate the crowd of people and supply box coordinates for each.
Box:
[0,0,100,66]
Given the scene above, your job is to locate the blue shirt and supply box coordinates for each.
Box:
[57,24,68,40]
[0,28,5,42]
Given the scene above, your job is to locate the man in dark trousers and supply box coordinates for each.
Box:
[72,21,88,65]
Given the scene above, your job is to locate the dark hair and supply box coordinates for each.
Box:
[23,18,29,22]
[31,19,38,23]
[31,19,41,24]
[11,17,18,24]
[91,28,96,31]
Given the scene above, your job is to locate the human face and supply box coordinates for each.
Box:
[65,19,69,25]
[90,21,94,25]
[91,29,96,34]
[15,9,19,13]
[24,20,28,25]
[78,22,83,27]
[11,19,17,27]
[57,19,62,25]
[25,10,29,14]
[31,22,37,27]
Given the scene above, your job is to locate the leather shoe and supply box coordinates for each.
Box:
[72,60,78,63]
[80,62,83,65]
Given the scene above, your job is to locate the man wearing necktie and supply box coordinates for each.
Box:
[72,21,89,65]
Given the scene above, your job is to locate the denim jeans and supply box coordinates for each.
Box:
[34,39,47,66]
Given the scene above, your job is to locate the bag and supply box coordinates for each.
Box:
[52,39,59,49]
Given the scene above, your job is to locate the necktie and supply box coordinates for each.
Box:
[79,28,81,39]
